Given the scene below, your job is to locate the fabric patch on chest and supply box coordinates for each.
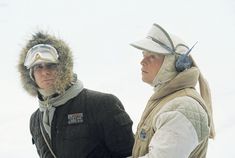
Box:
[139,128,148,141]
[68,113,84,124]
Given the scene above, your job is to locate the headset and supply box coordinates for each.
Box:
[175,42,198,72]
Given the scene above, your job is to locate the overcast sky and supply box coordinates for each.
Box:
[0,0,235,157]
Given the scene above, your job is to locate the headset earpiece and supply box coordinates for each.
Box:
[175,54,193,72]
[175,42,197,72]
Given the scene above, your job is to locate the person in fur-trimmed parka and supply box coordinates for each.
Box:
[18,32,134,158]
[129,24,215,158]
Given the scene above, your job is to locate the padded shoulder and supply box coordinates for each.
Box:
[85,89,125,111]
[156,96,210,142]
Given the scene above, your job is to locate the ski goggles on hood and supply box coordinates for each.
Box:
[24,44,59,69]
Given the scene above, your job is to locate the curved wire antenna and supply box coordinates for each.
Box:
[186,41,198,56]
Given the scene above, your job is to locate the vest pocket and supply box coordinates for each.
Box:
[62,124,96,157]
[63,124,90,140]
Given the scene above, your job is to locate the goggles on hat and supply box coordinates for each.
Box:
[24,44,59,69]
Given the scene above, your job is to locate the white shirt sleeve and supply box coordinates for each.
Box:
[139,111,199,158]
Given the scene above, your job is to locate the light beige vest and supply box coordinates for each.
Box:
[132,88,210,158]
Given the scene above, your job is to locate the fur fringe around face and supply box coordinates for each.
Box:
[18,32,74,96]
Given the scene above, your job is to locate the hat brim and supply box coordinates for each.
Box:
[130,38,172,55]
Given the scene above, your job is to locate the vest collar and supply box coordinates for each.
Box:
[150,67,199,100]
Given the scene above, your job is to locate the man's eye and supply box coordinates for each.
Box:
[149,55,157,60]
[47,64,57,69]
[35,65,43,69]
[33,65,43,71]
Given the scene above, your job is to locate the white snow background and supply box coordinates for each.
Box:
[0,0,234,157]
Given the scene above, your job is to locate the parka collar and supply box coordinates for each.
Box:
[150,67,199,100]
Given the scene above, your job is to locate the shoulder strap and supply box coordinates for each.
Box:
[39,112,57,158]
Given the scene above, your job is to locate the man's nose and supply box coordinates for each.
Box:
[41,67,51,75]
[140,58,146,66]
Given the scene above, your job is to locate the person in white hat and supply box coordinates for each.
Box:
[18,32,134,158]
[130,24,215,158]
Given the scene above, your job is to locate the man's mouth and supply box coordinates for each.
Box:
[141,69,147,73]
[43,79,54,82]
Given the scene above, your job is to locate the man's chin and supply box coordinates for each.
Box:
[39,87,57,97]
[142,78,152,85]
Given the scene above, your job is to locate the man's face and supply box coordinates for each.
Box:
[33,63,58,91]
[140,52,165,84]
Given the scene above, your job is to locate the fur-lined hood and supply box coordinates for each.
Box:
[18,32,74,96]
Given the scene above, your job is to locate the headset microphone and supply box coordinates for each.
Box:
[175,41,198,72]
